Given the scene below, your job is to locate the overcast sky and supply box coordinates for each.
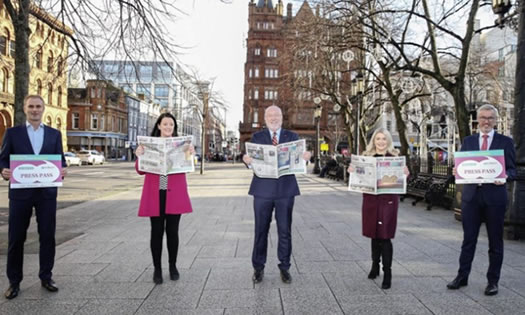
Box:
[171,1,501,133]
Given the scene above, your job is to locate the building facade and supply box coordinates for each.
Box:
[0,4,72,148]
[67,80,128,158]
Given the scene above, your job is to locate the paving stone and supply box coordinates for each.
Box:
[224,307,283,315]
[338,294,432,315]
[198,289,281,309]
[415,293,494,314]
[0,300,86,315]
[75,299,143,314]
[280,286,343,315]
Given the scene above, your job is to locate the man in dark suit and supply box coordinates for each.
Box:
[243,105,310,284]
[447,104,516,296]
[0,95,67,299]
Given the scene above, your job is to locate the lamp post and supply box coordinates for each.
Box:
[313,97,322,174]
[491,0,525,239]
[352,72,364,154]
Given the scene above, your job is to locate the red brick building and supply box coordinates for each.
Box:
[239,0,351,153]
[67,80,128,158]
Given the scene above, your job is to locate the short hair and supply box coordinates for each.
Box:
[264,105,282,116]
[477,104,499,118]
[24,95,45,106]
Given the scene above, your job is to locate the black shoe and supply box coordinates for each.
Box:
[368,263,380,279]
[280,270,292,284]
[381,270,391,289]
[169,266,180,281]
[41,280,59,292]
[484,283,498,296]
[447,276,468,290]
[153,269,163,284]
[4,284,19,299]
[252,269,264,283]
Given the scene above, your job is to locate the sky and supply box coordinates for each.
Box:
[170,1,502,133]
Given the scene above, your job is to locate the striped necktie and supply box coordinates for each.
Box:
[272,132,278,146]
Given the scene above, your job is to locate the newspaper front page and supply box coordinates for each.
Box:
[349,155,406,194]
[245,139,306,178]
[137,136,195,175]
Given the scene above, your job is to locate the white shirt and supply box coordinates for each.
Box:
[26,121,45,154]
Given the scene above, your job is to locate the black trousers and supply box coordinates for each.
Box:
[7,190,56,284]
[150,190,181,269]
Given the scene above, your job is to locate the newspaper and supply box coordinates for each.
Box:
[348,154,406,194]
[245,139,306,178]
[137,136,194,175]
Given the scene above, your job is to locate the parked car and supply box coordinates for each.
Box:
[64,152,81,166]
[77,150,105,165]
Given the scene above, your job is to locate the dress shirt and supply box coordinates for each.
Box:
[26,121,45,154]
[479,129,495,151]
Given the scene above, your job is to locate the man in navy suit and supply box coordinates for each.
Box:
[0,95,67,299]
[243,105,310,284]
[447,104,516,296]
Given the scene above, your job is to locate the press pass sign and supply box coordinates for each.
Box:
[9,154,63,189]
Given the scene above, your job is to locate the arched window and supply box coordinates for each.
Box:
[57,56,63,75]
[37,79,42,96]
[0,68,6,92]
[45,115,52,126]
[47,51,53,73]
[35,48,42,69]
[0,28,8,56]
[57,87,62,107]
[56,117,62,130]
[47,83,53,105]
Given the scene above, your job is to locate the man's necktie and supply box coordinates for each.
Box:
[272,132,278,146]
[481,134,489,151]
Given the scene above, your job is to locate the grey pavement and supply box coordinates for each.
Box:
[0,163,524,314]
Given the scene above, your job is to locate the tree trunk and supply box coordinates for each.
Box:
[12,0,31,126]
[451,81,470,142]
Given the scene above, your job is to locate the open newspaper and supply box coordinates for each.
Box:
[137,136,194,175]
[348,154,406,194]
[245,139,306,178]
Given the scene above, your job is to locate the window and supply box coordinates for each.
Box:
[36,79,42,95]
[154,84,169,98]
[56,117,62,130]
[498,66,505,77]
[157,64,172,82]
[100,114,105,130]
[47,83,53,105]
[254,47,261,55]
[57,57,63,76]
[47,51,53,73]
[9,39,14,57]
[249,68,252,78]
[57,87,62,107]
[254,67,259,78]
[1,68,8,92]
[253,111,258,123]
[90,87,96,98]
[140,64,153,82]
[91,113,98,129]
[498,48,504,62]
[136,84,151,97]
[267,48,277,57]
[264,89,278,100]
[46,116,52,126]
[35,48,42,69]
[248,89,252,100]
[265,68,278,78]
[254,88,259,100]
[386,120,392,132]
[72,112,79,129]
[0,29,7,56]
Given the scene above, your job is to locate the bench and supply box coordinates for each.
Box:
[401,173,455,210]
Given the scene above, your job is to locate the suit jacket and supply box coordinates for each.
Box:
[0,124,66,200]
[248,129,301,199]
[460,132,516,205]
[135,161,193,216]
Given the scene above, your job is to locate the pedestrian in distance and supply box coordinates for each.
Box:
[0,95,67,299]
[242,105,311,284]
[347,128,409,289]
[447,104,516,296]
[135,113,193,284]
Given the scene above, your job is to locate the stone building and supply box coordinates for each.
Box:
[0,4,72,149]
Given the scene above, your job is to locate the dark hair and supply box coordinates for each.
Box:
[150,113,178,137]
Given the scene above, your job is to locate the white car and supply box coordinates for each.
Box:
[64,152,81,166]
[77,150,105,165]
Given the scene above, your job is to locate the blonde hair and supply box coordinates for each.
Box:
[362,128,399,156]
[24,94,45,106]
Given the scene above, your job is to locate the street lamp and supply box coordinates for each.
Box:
[313,97,322,174]
[352,72,364,154]
[490,0,525,239]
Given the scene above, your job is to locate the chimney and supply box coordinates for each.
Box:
[287,3,292,18]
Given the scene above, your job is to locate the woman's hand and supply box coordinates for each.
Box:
[243,154,253,165]
[347,165,355,173]
[403,166,410,176]
[135,145,145,156]
[303,151,312,161]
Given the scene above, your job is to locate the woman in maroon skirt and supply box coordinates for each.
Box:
[348,128,409,289]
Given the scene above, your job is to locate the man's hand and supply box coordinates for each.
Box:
[347,165,355,173]
[135,145,145,156]
[302,151,312,161]
[243,154,253,165]
[61,168,68,179]
[188,145,195,154]
[452,167,457,176]
[1,168,10,180]
[403,166,410,177]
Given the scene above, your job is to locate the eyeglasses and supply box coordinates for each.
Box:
[478,116,495,121]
